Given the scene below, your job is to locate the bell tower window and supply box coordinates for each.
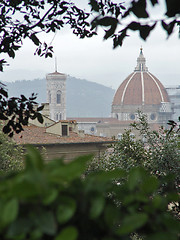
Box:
[57,91,61,104]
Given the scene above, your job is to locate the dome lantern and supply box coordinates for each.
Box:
[134,47,148,72]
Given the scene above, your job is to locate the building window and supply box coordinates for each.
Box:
[130,114,135,120]
[55,113,62,121]
[90,127,95,132]
[62,125,68,136]
[57,91,61,104]
[150,113,156,120]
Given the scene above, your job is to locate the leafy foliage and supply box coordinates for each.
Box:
[0,147,179,240]
[0,1,180,71]
[90,112,180,189]
[0,0,96,71]
[0,83,44,136]
[89,0,180,48]
[0,124,23,172]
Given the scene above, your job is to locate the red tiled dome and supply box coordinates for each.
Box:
[113,72,169,105]
[112,48,169,106]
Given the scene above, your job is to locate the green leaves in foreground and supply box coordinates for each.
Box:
[55,226,78,240]
[0,199,19,227]
[117,213,148,235]
[0,147,179,240]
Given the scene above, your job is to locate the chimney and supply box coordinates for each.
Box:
[78,130,85,137]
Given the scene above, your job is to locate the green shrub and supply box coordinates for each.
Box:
[0,128,23,172]
[0,147,179,240]
[88,112,180,191]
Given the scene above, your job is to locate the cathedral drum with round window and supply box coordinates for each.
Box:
[130,113,135,120]
[90,126,95,134]
[150,113,156,121]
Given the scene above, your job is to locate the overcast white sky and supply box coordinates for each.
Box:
[0,0,179,89]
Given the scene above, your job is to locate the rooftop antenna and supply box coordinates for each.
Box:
[55,56,57,72]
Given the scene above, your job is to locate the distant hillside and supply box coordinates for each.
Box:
[3,76,115,117]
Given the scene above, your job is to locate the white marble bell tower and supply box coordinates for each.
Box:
[46,63,67,121]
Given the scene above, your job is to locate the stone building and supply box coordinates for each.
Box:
[166,85,180,122]
[14,115,114,161]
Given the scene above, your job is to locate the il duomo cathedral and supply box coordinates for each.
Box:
[42,48,178,138]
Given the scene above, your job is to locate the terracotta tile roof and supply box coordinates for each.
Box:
[13,125,113,145]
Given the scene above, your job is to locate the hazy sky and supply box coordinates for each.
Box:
[0,0,179,89]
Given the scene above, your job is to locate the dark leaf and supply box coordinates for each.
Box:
[24,15,30,23]
[120,5,126,10]
[37,105,44,111]
[113,30,128,48]
[165,0,180,17]
[22,117,28,125]
[30,34,40,46]
[30,114,37,120]
[1,199,19,226]
[37,112,44,124]
[0,59,7,72]
[35,210,57,235]
[150,0,159,6]
[89,195,105,219]
[161,20,176,36]
[0,87,8,97]
[131,0,149,18]
[98,16,118,27]
[89,0,99,12]
[6,218,32,237]
[21,95,27,101]
[9,132,14,138]
[55,226,78,240]
[3,124,11,134]
[0,113,8,120]
[8,50,15,59]
[45,52,53,58]
[139,23,156,40]
[103,18,118,39]
[117,213,148,235]
[57,197,76,224]
[37,48,41,55]
[128,21,141,31]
